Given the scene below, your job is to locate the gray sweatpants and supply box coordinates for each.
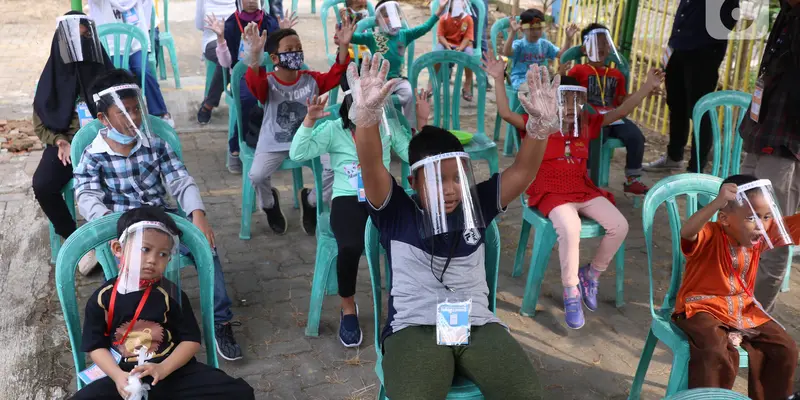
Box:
[741,152,800,312]
[393,78,415,130]
[249,151,333,210]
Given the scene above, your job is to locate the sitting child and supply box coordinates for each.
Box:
[503,8,577,90]
[289,76,430,347]
[434,0,475,100]
[568,23,649,195]
[73,69,244,361]
[243,25,348,235]
[489,49,663,328]
[350,0,449,129]
[351,53,557,399]
[675,175,800,400]
[72,206,254,399]
[335,0,371,61]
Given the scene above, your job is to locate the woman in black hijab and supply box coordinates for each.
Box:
[31,11,113,274]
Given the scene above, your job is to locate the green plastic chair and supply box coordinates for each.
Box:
[409,50,498,175]
[320,0,375,105]
[489,16,522,150]
[365,217,501,399]
[152,0,181,88]
[429,0,485,58]
[662,388,751,400]
[560,45,630,189]
[691,90,750,180]
[97,23,149,98]
[228,57,307,239]
[292,0,316,14]
[629,173,748,400]
[512,194,625,315]
[56,212,218,391]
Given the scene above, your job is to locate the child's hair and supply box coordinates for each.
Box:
[116,206,181,239]
[720,174,760,209]
[265,28,299,55]
[90,69,139,113]
[581,23,609,43]
[375,0,391,8]
[519,9,545,24]
[408,126,465,173]
[338,74,355,131]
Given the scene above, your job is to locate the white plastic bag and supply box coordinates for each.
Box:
[124,347,152,400]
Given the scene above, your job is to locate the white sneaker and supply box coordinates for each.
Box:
[643,154,685,172]
[78,250,98,276]
[161,114,175,128]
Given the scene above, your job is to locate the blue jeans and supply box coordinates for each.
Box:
[179,244,234,324]
[603,117,645,176]
[128,50,169,117]
[231,76,258,153]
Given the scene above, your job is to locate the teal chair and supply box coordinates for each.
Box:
[409,50,499,175]
[489,17,522,150]
[97,23,150,98]
[662,388,751,400]
[292,0,316,14]
[55,212,218,391]
[691,90,750,178]
[560,45,630,189]
[152,0,181,88]
[320,0,376,105]
[629,173,749,400]
[429,0,485,61]
[512,194,625,316]
[365,218,501,399]
[228,57,307,239]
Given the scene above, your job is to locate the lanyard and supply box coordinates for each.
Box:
[105,279,154,346]
[721,234,755,298]
[234,11,263,34]
[430,234,461,292]
[588,65,610,106]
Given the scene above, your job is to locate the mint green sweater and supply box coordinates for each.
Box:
[289,118,410,199]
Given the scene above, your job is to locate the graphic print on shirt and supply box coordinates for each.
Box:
[344,161,360,189]
[113,319,166,358]
[375,33,390,54]
[586,74,619,109]
[463,228,481,245]
[275,101,308,142]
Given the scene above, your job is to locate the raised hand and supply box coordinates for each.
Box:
[415,88,432,123]
[243,22,267,68]
[509,18,520,33]
[204,13,225,39]
[518,64,560,139]
[305,94,331,124]
[644,68,665,92]
[347,53,400,127]
[480,47,506,80]
[565,23,579,38]
[336,13,357,47]
[279,10,298,29]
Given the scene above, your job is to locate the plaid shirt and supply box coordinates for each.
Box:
[740,2,800,161]
[74,129,205,221]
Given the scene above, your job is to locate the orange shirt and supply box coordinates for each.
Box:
[675,214,800,329]
[437,14,474,48]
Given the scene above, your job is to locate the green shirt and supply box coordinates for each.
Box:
[351,15,439,78]
[289,118,410,200]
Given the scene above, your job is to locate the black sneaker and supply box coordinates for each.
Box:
[298,188,317,235]
[338,305,362,348]
[214,322,243,361]
[263,187,287,235]
[197,104,212,125]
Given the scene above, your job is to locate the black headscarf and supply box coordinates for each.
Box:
[33,11,114,132]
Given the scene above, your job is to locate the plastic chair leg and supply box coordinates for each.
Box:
[240,172,255,240]
[487,152,499,175]
[305,253,335,337]
[49,223,62,265]
[493,110,502,142]
[378,385,387,400]
[628,329,658,400]
[328,87,339,106]
[615,241,625,308]
[512,219,532,277]
[291,168,303,209]
[665,348,690,396]
[165,42,182,89]
[781,249,792,292]
[311,0,316,13]
[157,48,167,81]
[520,227,555,317]
[325,258,339,295]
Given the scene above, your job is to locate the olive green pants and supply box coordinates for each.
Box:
[382,323,543,400]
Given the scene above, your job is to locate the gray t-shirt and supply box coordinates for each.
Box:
[255,73,318,153]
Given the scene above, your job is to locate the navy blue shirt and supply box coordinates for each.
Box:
[668,0,739,51]
[224,11,280,68]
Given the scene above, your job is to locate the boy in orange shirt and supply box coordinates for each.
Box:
[435,0,475,100]
[675,174,800,400]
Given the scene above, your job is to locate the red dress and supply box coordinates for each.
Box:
[520,112,615,216]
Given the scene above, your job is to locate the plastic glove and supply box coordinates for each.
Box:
[517,64,560,140]
[345,53,400,127]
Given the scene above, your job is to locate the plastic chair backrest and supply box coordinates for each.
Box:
[71,116,183,166]
[559,45,630,82]
[429,0,485,53]
[691,90,751,178]
[321,0,376,59]
[96,23,149,92]
[353,17,415,74]
[642,174,722,318]
[489,16,519,54]
[55,213,219,390]
[160,0,171,33]
[662,388,751,400]
[408,50,488,134]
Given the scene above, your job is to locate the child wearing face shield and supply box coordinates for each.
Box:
[434,0,475,101]
[350,54,560,399]
[350,0,450,130]
[503,9,578,90]
[333,0,371,61]
[72,207,254,400]
[489,53,664,329]
[567,23,650,196]
[73,69,245,362]
[242,24,351,235]
[674,175,800,400]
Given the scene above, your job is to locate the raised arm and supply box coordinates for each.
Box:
[556,24,578,59]
[502,18,519,57]
[406,1,448,43]
[681,183,736,240]
[602,68,663,126]
[290,95,334,161]
[482,48,525,130]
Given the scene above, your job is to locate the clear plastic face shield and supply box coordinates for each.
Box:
[375,1,407,35]
[238,0,261,13]
[115,221,181,302]
[411,152,486,238]
[94,84,152,146]
[583,28,620,63]
[55,14,104,64]
[448,0,472,18]
[731,179,793,249]
[557,85,588,138]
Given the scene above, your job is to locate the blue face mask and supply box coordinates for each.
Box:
[105,127,136,145]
